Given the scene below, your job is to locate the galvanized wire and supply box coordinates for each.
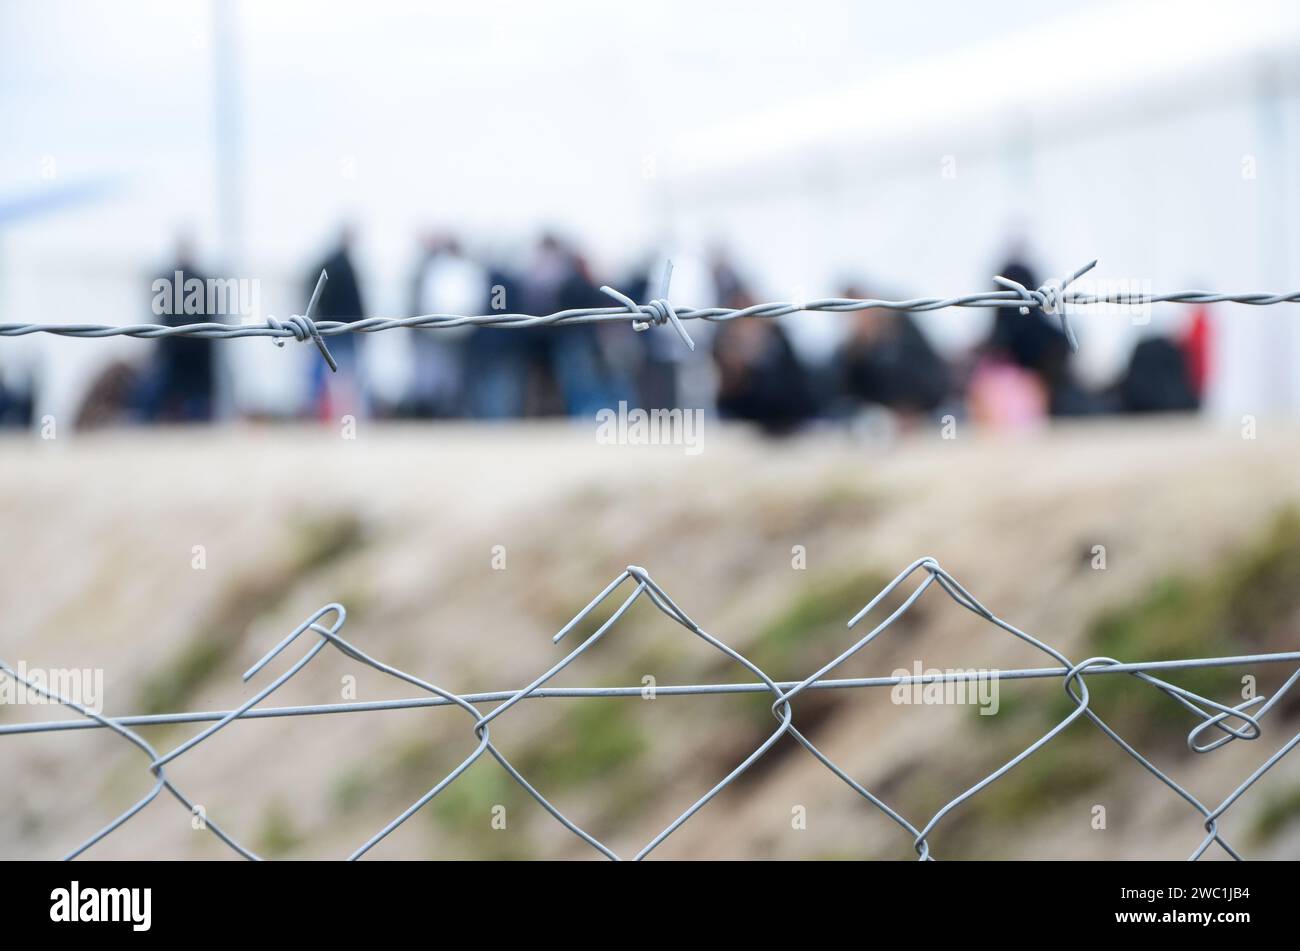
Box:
[3,259,1299,368]
[2,558,1297,861]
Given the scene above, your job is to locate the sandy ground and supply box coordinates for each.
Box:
[0,417,1298,860]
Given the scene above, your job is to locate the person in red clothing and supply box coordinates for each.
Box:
[1181,305,1213,401]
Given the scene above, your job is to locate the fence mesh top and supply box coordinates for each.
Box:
[3,557,1297,861]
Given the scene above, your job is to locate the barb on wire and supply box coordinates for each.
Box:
[6,258,1300,369]
[265,269,336,371]
[601,259,694,351]
[994,259,1096,351]
[3,558,1298,860]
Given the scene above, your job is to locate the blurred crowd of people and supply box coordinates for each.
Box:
[0,230,1212,434]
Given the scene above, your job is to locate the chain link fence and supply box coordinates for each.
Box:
[2,557,1297,860]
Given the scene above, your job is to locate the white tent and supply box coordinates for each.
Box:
[666,0,1300,415]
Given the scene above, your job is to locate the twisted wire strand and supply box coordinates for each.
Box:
[2,558,1297,860]
[4,259,1298,369]
[8,651,1296,737]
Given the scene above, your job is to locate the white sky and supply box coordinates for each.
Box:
[0,0,1076,286]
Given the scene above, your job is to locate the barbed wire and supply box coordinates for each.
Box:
[4,259,1300,370]
[2,558,1297,861]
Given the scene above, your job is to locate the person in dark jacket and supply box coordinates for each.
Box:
[552,251,622,417]
[982,258,1107,416]
[464,265,529,419]
[308,225,365,354]
[712,288,816,434]
[1117,336,1199,413]
[305,225,366,416]
[836,285,949,417]
[149,238,215,422]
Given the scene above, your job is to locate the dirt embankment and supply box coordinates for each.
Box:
[1,419,1298,859]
